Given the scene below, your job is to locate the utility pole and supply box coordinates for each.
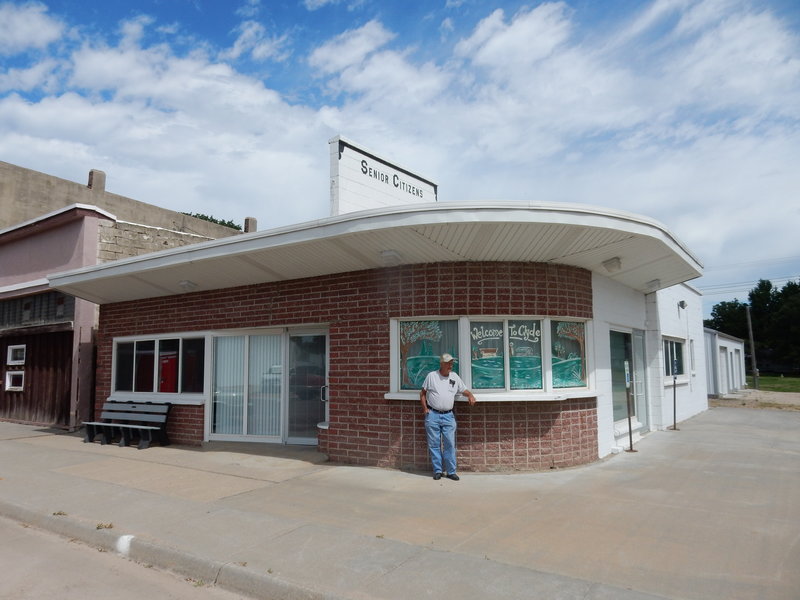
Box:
[745,304,759,390]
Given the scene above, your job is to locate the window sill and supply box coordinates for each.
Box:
[108,393,206,406]
[384,390,596,402]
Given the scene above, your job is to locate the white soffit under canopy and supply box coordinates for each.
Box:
[48,201,703,305]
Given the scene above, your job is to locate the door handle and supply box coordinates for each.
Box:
[320,385,328,402]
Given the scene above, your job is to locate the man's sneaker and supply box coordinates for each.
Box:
[446,473,460,481]
[433,472,442,480]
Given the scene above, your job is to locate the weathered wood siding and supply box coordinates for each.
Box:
[1,330,73,426]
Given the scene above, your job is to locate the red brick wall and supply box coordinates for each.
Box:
[96,261,596,470]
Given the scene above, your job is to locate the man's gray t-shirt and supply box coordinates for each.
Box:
[422,370,466,411]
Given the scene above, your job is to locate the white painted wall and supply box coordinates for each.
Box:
[591,276,709,459]
[329,136,437,215]
[653,284,708,428]
[591,273,647,458]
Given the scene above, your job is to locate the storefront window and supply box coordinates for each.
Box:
[114,337,205,394]
[115,342,135,391]
[551,321,586,388]
[395,317,580,393]
[158,339,180,392]
[134,340,155,392]
[470,321,505,389]
[508,320,543,390]
[399,320,459,389]
[181,338,206,393]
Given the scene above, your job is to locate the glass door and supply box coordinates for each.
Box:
[211,334,283,440]
[632,329,648,429]
[610,331,633,422]
[610,329,649,429]
[287,333,328,444]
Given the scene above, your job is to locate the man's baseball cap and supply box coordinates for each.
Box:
[440,353,455,363]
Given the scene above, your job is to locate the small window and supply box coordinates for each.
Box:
[399,320,459,390]
[551,321,587,388]
[664,340,684,375]
[470,320,506,389]
[5,371,24,391]
[7,345,26,366]
[181,338,205,393]
[509,320,543,390]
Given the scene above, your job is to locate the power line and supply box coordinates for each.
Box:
[703,255,800,272]
[698,275,799,297]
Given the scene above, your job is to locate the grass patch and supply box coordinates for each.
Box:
[748,375,800,393]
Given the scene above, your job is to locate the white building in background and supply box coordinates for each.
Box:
[704,328,747,397]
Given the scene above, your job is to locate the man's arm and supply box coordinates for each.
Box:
[420,388,429,414]
[462,389,477,406]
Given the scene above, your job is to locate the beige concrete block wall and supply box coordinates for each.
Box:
[1,161,242,240]
[97,220,216,263]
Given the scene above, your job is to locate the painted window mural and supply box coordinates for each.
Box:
[508,320,543,390]
[397,318,585,392]
[551,321,586,388]
[470,321,506,389]
[470,320,543,390]
[400,320,458,389]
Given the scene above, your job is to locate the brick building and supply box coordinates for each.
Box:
[49,202,709,471]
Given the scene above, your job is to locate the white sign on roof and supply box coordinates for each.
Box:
[329,136,438,216]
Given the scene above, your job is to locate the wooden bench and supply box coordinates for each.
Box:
[83,401,171,449]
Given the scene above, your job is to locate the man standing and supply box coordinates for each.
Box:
[420,353,477,481]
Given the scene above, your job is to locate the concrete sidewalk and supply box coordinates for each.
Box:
[0,407,798,600]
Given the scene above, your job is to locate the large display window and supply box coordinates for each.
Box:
[396,317,586,395]
[113,337,205,395]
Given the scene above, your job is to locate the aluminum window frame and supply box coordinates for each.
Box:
[111,334,208,403]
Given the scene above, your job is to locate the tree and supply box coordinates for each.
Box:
[182,213,242,231]
[767,284,800,372]
[704,299,748,339]
[706,278,800,374]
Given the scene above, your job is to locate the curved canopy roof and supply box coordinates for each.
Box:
[48,201,703,305]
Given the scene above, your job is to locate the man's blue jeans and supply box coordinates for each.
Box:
[425,410,457,475]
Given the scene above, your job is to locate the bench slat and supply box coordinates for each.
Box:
[99,412,167,423]
[100,403,170,414]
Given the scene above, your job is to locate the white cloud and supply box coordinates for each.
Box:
[220,20,289,62]
[308,20,395,74]
[455,4,572,71]
[0,59,59,93]
[235,0,261,19]
[304,0,340,10]
[0,1,64,55]
[666,10,800,115]
[440,17,455,39]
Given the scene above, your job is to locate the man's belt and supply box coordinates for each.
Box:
[428,407,452,414]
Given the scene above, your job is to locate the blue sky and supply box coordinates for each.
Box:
[1,0,799,317]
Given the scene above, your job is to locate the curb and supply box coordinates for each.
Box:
[0,499,347,600]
